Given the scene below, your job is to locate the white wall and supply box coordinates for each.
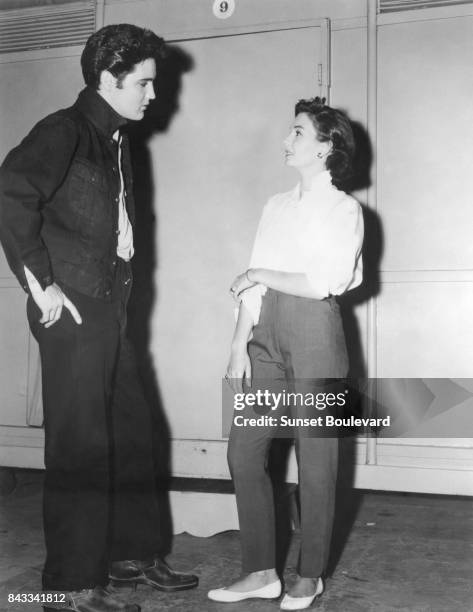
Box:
[377,13,473,377]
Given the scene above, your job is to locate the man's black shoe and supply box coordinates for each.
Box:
[42,586,140,611]
[110,557,199,592]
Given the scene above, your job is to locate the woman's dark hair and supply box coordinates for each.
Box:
[295,96,355,188]
[81,24,165,90]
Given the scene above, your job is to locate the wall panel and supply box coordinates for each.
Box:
[377,280,473,378]
[0,54,83,278]
[0,287,30,426]
[378,15,473,271]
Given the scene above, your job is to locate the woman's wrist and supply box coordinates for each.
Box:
[231,339,248,352]
[246,268,256,283]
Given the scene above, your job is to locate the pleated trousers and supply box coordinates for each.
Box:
[228,289,347,578]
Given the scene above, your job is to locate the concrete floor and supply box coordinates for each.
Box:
[1,470,472,612]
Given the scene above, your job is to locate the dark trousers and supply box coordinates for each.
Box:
[228,290,347,578]
[27,262,161,591]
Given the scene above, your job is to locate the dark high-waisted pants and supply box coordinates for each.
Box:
[227,289,347,578]
[27,260,162,591]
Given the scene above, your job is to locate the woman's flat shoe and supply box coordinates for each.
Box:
[208,579,282,602]
[280,577,324,610]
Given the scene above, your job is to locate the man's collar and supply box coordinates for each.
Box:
[74,87,127,138]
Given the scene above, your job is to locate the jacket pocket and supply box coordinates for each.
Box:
[67,157,111,238]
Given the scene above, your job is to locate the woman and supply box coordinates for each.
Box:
[208,97,363,610]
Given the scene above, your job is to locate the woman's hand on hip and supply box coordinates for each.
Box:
[225,347,252,394]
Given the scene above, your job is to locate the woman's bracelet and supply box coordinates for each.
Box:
[245,269,252,283]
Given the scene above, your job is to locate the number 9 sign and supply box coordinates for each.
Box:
[212,0,235,19]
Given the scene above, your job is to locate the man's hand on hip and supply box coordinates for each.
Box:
[34,283,82,327]
[24,266,82,327]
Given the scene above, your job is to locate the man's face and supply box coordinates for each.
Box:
[106,58,157,121]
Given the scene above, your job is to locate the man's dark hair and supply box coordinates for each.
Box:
[81,24,165,90]
[295,96,355,188]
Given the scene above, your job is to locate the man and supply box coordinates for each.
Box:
[0,24,198,612]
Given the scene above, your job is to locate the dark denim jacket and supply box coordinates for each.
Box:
[0,87,135,300]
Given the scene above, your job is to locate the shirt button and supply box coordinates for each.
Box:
[115,196,119,202]
[105,290,111,296]
[112,166,118,173]
[112,260,117,267]
[115,229,120,235]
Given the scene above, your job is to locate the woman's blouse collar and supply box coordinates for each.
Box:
[294,170,333,202]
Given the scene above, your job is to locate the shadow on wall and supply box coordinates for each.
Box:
[327,121,383,575]
[126,44,194,555]
[340,119,384,380]
[328,119,383,576]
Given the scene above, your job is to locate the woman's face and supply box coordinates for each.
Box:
[283,112,329,170]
